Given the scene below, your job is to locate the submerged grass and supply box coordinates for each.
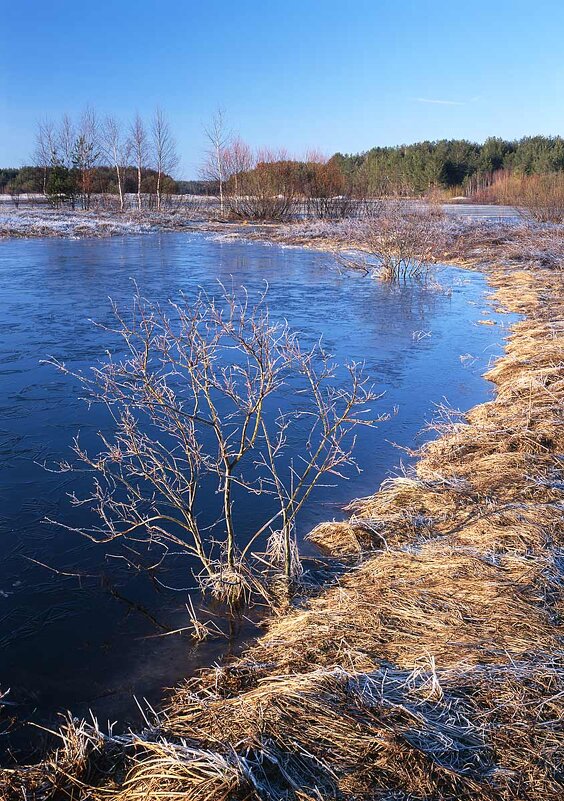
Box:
[1,221,563,800]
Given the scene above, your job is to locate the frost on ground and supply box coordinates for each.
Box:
[0,208,203,239]
[270,216,521,246]
[245,217,564,268]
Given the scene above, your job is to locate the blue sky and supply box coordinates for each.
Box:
[1,0,563,177]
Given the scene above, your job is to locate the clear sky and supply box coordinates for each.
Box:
[1,0,563,178]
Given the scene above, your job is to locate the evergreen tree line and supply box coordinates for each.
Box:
[331,136,564,195]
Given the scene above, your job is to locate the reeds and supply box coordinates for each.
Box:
[477,170,564,223]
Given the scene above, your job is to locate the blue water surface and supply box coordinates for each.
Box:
[0,232,513,750]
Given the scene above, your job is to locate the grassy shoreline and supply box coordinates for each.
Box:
[1,221,563,800]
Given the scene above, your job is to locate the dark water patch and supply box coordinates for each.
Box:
[0,232,515,759]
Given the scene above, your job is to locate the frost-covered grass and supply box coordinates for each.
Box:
[236,215,564,272]
[0,208,157,239]
[0,207,208,239]
[271,215,521,245]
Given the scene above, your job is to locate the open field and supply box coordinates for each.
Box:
[1,217,562,800]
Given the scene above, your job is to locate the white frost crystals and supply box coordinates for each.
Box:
[0,208,154,239]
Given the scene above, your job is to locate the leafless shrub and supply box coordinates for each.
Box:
[47,285,382,610]
[339,200,447,281]
[222,136,254,218]
[227,148,299,221]
[302,151,353,220]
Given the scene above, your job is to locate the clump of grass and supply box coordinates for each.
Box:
[305,518,383,555]
[110,741,248,801]
[198,564,254,611]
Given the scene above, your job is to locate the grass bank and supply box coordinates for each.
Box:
[1,221,563,800]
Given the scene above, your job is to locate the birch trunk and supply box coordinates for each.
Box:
[137,164,142,211]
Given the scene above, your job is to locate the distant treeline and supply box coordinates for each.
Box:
[332,136,564,195]
[3,131,564,208]
[176,180,216,195]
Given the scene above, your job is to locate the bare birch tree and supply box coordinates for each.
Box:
[129,114,148,212]
[201,108,231,217]
[151,108,178,212]
[73,108,100,209]
[102,116,130,212]
[48,286,381,609]
[34,118,57,195]
[58,114,76,168]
